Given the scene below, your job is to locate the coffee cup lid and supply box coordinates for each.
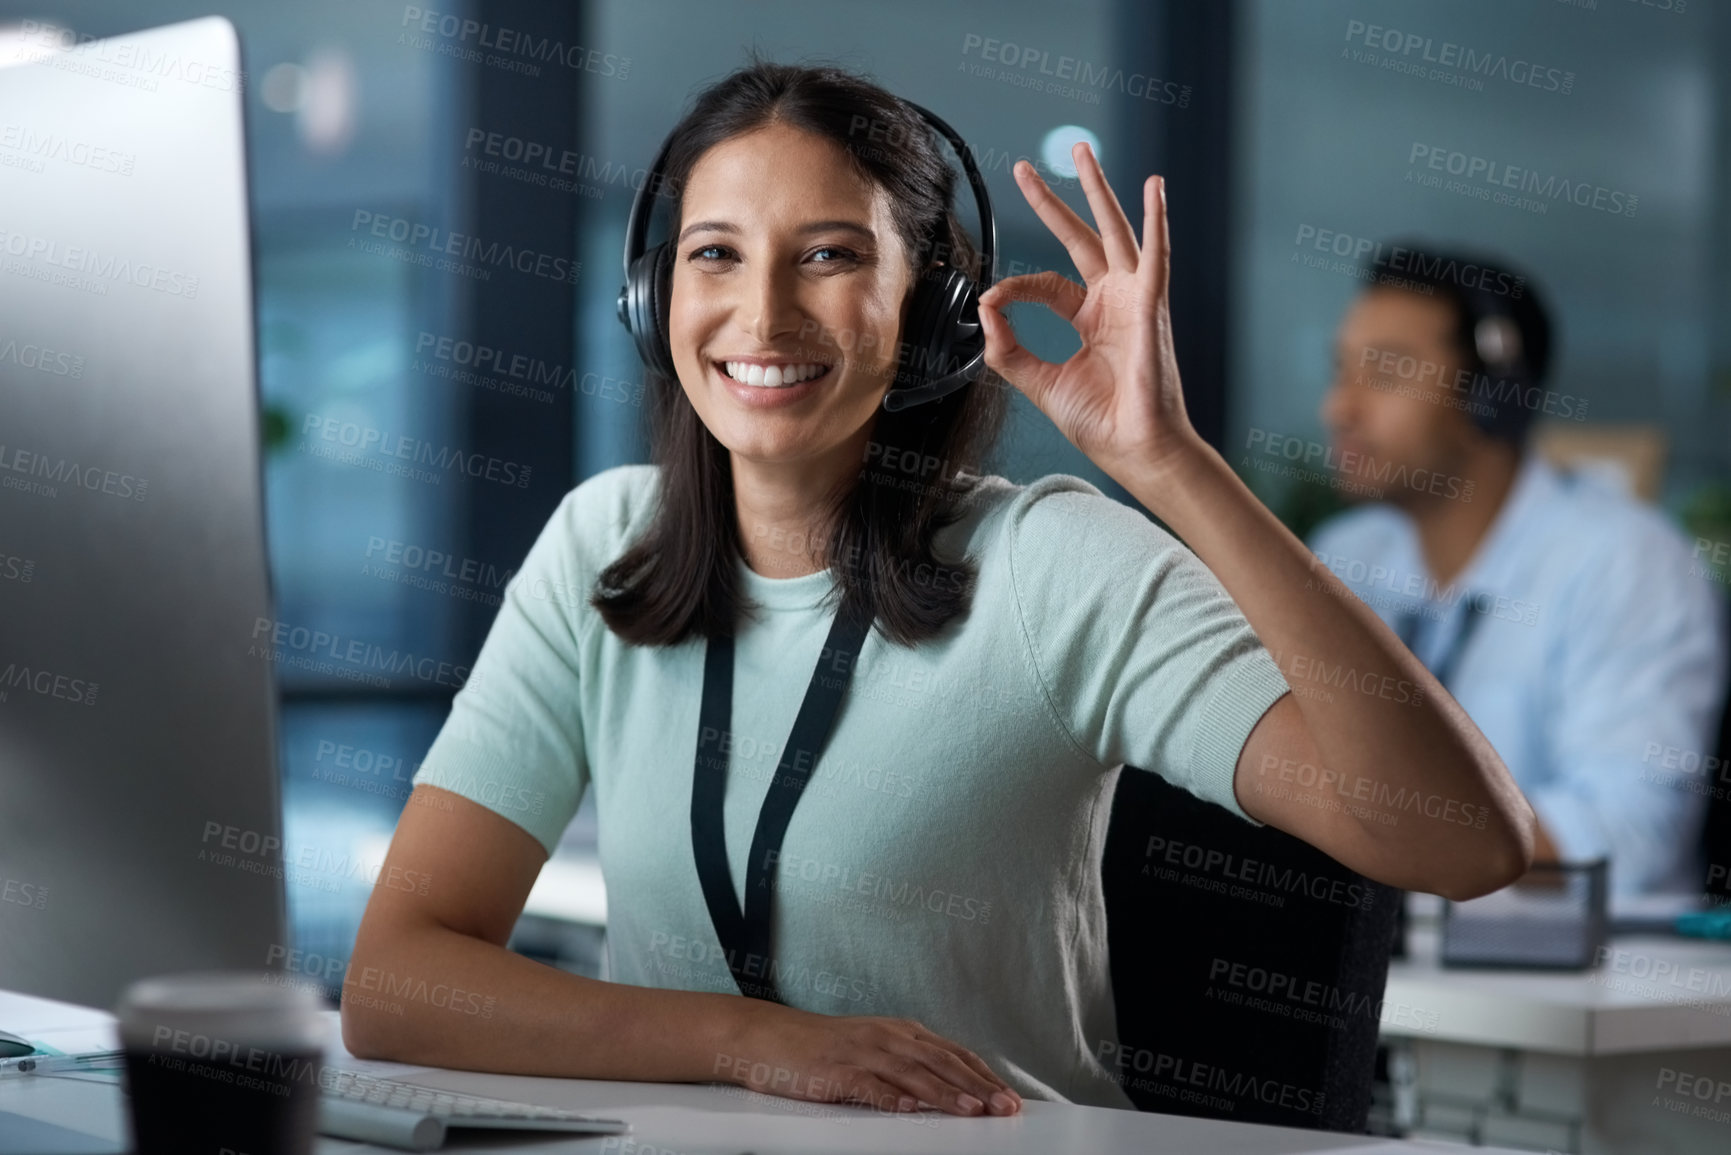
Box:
[115,971,326,1052]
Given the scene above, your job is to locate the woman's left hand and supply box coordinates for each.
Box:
[976,144,1201,481]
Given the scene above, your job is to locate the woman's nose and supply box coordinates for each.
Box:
[742,262,803,343]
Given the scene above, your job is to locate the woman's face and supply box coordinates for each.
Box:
[668,122,917,476]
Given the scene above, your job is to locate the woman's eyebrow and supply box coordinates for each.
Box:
[675,219,877,244]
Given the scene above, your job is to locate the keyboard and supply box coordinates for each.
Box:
[319,1068,631,1151]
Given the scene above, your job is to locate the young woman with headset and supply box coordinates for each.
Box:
[345,59,1535,1119]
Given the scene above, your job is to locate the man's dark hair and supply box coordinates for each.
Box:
[1371,241,1555,444]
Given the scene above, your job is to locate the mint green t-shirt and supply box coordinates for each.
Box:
[412,463,1291,1109]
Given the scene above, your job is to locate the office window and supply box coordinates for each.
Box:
[1231,0,1731,534]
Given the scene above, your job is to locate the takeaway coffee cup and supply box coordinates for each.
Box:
[116,971,325,1155]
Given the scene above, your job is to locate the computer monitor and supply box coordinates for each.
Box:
[0,15,287,1011]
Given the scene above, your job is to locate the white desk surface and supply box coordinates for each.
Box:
[0,987,1527,1155]
[1382,924,1731,1055]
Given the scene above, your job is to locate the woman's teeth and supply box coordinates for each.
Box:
[722,361,831,388]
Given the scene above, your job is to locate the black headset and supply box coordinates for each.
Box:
[616,100,997,413]
[1458,288,1536,442]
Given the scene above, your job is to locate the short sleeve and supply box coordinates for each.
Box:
[1006,477,1291,823]
[412,490,590,857]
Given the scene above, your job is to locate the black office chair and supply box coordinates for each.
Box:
[1699,633,1731,905]
[1101,766,1401,1133]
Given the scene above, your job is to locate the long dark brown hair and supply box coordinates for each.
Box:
[592,55,1010,649]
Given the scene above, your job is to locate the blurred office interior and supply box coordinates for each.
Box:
[2,0,1726,1008]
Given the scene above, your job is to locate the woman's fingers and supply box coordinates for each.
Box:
[1139,174,1170,300]
[979,270,1086,325]
[845,1018,1023,1117]
[882,1036,1013,1114]
[873,1051,990,1115]
[1010,160,1108,285]
[910,1028,1018,1099]
[977,296,1059,409]
[829,1068,920,1114]
[737,1008,1023,1120]
[1073,142,1139,272]
[977,270,1081,406]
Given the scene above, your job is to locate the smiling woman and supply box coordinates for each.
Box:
[344,53,1536,1128]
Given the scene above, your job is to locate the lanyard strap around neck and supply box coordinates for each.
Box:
[690,605,872,1003]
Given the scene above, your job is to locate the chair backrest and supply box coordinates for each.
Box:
[1700,625,1731,904]
[1101,766,1401,1133]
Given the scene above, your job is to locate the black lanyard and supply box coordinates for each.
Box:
[690,605,872,1002]
[1396,592,1491,693]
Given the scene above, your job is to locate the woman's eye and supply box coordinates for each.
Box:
[688,245,732,262]
[810,246,858,263]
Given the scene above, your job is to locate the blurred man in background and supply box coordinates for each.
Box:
[1307,244,1728,897]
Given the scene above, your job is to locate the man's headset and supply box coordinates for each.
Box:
[1458,286,1536,442]
[616,101,997,413]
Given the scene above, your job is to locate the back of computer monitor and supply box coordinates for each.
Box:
[0,16,288,1009]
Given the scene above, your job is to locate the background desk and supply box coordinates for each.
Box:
[1378,921,1731,1153]
[0,987,1525,1155]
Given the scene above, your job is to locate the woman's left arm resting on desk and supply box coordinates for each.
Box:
[976,149,1535,901]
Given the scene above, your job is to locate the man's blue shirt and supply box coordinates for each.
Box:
[1308,454,1728,896]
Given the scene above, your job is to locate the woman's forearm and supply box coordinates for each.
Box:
[340,918,749,1084]
[1109,434,1536,890]
[340,918,1024,1116]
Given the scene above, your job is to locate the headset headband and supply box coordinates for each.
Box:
[900,100,997,293]
[619,129,677,287]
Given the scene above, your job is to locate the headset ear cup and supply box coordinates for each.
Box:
[893,273,944,394]
[892,267,980,398]
[647,241,676,380]
[1476,378,1532,442]
[1465,306,1531,441]
[946,276,986,380]
[626,242,677,381]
